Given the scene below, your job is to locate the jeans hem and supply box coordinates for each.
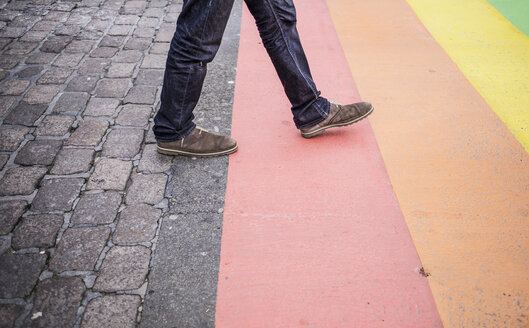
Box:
[153,123,196,143]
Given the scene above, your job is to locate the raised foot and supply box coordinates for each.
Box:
[300,101,374,138]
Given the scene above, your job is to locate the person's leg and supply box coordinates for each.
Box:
[153,0,236,142]
[244,0,330,129]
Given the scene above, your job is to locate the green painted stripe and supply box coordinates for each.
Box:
[486,0,529,36]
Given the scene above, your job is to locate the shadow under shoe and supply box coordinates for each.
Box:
[157,127,238,157]
[300,102,374,138]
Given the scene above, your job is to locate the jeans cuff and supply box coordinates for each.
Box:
[154,122,196,142]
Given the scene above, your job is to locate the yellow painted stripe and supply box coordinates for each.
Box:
[405,0,529,152]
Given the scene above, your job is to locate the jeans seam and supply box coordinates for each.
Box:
[263,0,319,99]
[198,0,214,58]
[179,66,192,123]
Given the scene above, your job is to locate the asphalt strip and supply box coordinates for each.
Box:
[139,1,242,327]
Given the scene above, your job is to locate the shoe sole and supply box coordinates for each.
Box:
[156,144,238,157]
[300,104,374,138]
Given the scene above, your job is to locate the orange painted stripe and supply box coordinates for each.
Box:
[326,0,529,326]
[215,0,441,326]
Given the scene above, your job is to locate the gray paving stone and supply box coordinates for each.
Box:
[0,79,30,95]
[51,148,94,175]
[106,62,135,78]
[49,226,110,272]
[82,295,140,328]
[93,245,150,291]
[3,102,47,126]
[138,143,173,173]
[102,128,143,158]
[0,303,25,328]
[55,2,76,11]
[37,68,73,84]
[66,119,109,146]
[0,166,47,196]
[0,253,47,298]
[115,105,151,126]
[85,19,110,32]
[114,49,143,63]
[5,1,29,10]
[23,85,60,104]
[40,36,72,53]
[65,75,99,92]
[78,58,110,75]
[5,41,38,55]
[52,52,84,68]
[20,30,49,42]
[34,114,75,136]
[99,35,126,48]
[45,10,69,21]
[32,178,84,212]
[65,15,92,27]
[0,154,8,171]
[55,24,81,36]
[0,96,16,116]
[10,15,40,27]
[124,37,151,51]
[102,0,122,10]
[25,276,85,328]
[94,78,130,98]
[90,46,118,58]
[119,7,143,15]
[150,42,170,54]
[52,92,89,113]
[154,29,173,43]
[93,8,117,20]
[0,126,29,151]
[0,55,22,70]
[0,70,8,82]
[135,69,164,86]
[138,16,159,28]
[31,20,58,32]
[64,40,95,53]
[108,24,133,36]
[87,158,132,190]
[84,97,120,116]
[71,191,122,225]
[125,173,167,205]
[114,15,139,25]
[0,27,26,38]
[0,200,27,235]
[124,0,146,8]
[0,39,11,51]
[15,139,62,166]
[141,54,166,69]
[149,0,168,7]
[12,214,63,250]
[15,66,43,79]
[26,51,56,65]
[124,86,157,105]
[133,27,155,38]
[144,7,164,17]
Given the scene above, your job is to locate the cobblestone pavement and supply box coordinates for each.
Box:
[0,0,184,326]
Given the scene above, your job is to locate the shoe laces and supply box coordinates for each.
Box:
[181,126,204,146]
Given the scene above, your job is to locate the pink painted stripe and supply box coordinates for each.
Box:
[215,0,442,326]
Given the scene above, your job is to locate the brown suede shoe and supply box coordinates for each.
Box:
[157,127,238,157]
[300,101,374,138]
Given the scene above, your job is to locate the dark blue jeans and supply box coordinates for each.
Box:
[153,0,331,141]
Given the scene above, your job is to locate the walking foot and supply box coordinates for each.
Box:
[157,127,238,157]
[300,102,374,138]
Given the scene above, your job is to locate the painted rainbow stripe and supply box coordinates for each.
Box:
[213,0,529,326]
[327,0,529,326]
